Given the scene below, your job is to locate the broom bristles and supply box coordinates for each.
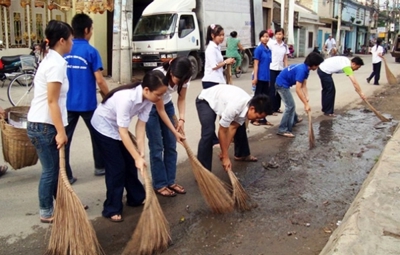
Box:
[45,147,105,255]
[227,170,253,211]
[182,140,234,214]
[308,112,315,149]
[383,58,397,85]
[122,133,171,255]
[363,98,390,122]
[122,168,170,255]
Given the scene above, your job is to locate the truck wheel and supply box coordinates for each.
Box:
[241,53,250,73]
[396,57,400,63]
[188,55,199,80]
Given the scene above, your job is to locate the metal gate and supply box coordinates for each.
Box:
[299,28,306,57]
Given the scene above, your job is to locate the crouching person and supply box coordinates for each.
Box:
[275,52,324,138]
[196,85,271,171]
[90,71,167,222]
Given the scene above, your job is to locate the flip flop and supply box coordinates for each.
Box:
[324,113,336,117]
[155,186,177,197]
[277,132,295,138]
[40,217,54,224]
[234,155,258,162]
[251,121,260,126]
[168,184,186,194]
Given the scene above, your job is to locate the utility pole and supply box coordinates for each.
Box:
[366,0,374,51]
[385,0,390,44]
[112,0,133,84]
[335,0,342,53]
[284,0,289,43]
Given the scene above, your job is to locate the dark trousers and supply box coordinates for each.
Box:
[318,68,336,115]
[269,70,282,112]
[92,128,145,218]
[196,98,250,171]
[368,62,381,84]
[255,80,269,122]
[65,110,104,179]
[202,81,219,89]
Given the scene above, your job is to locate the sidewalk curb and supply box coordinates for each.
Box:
[320,124,400,255]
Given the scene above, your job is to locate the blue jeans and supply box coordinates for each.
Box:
[276,85,298,133]
[27,122,59,218]
[92,128,145,217]
[146,101,178,190]
[65,110,104,179]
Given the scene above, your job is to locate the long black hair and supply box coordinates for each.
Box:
[40,20,73,55]
[161,57,192,95]
[205,24,223,45]
[102,70,165,104]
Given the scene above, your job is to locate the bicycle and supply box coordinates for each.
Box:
[7,55,37,106]
[229,50,245,78]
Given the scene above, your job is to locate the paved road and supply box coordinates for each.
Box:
[0,55,396,248]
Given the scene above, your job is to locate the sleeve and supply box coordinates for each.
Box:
[183,80,190,88]
[295,68,308,83]
[115,94,133,128]
[342,66,353,76]
[378,46,384,54]
[90,48,103,73]
[45,63,65,83]
[138,103,152,123]
[254,47,261,60]
[219,101,245,127]
[205,46,219,67]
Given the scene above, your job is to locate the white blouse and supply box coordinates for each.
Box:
[153,66,190,105]
[202,41,226,84]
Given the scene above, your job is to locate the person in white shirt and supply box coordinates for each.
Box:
[26,20,74,224]
[91,71,168,222]
[202,24,235,89]
[196,85,271,171]
[317,56,366,117]
[324,34,336,56]
[366,38,384,85]
[147,57,190,197]
[267,28,289,114]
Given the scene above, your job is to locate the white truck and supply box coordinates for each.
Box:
[131,0,263,79]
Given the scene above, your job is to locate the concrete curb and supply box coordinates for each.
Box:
[320,125,400,255]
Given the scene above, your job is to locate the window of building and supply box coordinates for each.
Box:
[308,32,313,48]
[178,15,195,38]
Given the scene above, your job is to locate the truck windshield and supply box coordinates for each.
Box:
[133,14,177,41]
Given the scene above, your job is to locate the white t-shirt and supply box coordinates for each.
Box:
[202,41,225,84]
[153,66,190,104]
[319,56,353,76]
[325,38,336,51]
[371,45,383,64]
[28,49,69,126]
[198,85,250,128]
[91,85,153,140]
[267,39,289,71]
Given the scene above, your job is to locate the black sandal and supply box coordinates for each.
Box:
[168,184,186,194]
[155,187,177,197]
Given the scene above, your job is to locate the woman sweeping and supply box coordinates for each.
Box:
[91,71,168,222]
[147,57,191,197]
[251,30,272,126]
[366,38,384,85]
[226,31,244,74]
[202,24,235,89]
[27,20,74,223]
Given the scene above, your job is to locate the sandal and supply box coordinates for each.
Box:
[168,184,186,194]
[324,113,336,117]
[276,109,283,113]
[234,155,258,162]
[108,214,124,223]
[155,187,177,197]
[40,217,54,224]
[0,165,8,177]
[277,132,295,138]
[251,120,260,126]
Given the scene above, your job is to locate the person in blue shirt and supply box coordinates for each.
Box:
[275,52,324,138]
[251,30,272,126]
[64,13,109,183]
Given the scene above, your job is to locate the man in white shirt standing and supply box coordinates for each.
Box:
[366,38,384,85]
[324,34,336,56]
[196,85,271,172]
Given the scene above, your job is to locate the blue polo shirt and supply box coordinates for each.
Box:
[64,39,103,111]
[276,63,309,89]
[253,44,271,81]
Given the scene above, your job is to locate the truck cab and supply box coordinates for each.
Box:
[132,1,201,79]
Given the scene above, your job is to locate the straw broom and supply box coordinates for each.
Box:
[45,146,105,255]
[122,133,171,255]
[307,111,315,149]
[227,169,252,211]
[363,98,390,122]
[382,57,397,85]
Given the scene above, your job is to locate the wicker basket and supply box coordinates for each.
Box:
[0,106,38,170]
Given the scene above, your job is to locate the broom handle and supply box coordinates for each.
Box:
[362,98,389,122]
[59,145,74,193]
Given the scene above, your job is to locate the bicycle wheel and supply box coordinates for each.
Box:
[8,73,34,106]
[235,67,242,78]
